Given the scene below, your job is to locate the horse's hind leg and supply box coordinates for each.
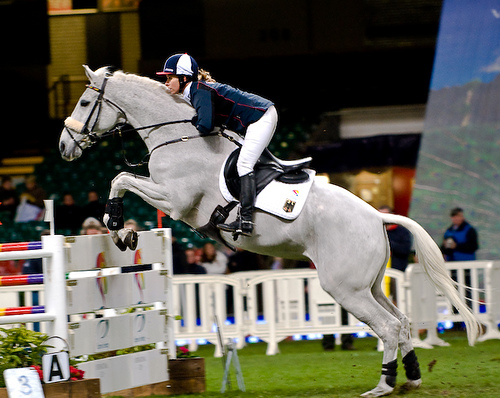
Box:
[333,288,402,397]
[371,279,422,392]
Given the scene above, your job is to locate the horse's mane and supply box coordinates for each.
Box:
[94,66,188,106]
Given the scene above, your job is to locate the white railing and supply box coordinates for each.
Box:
[5,251,499,362]
[407,261,500,344]
[172,268,407,356]
[171,261,499,355]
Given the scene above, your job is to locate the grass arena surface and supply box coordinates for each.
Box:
[109,331,500,398]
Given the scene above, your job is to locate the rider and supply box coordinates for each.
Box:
[157,53,277,237]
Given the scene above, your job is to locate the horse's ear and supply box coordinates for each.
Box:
[83,65,96,82]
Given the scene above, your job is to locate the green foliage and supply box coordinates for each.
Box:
[0,326,50,388]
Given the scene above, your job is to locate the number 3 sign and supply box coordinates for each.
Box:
[3,368,45,398]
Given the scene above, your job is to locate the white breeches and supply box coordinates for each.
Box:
[237,105,278,176]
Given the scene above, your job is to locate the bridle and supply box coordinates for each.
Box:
[64,73,131,150]
[64,73,240,167]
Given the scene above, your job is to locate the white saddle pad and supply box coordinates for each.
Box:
[219,163,316,221]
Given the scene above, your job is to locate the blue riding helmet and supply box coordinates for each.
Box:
[157,53,199,81]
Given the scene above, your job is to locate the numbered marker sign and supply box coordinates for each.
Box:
[42,352,70,383]
[3,368,45,398]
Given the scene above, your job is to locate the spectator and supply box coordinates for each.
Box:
[82,190,106,223]
[200,242,228,274]
[55,192,84,234]
[19,175,46,210]
[271,257,284,270]
[0,176,20,220]
[227,248,260,273]
[441,207,479,261]
[378,205,413,272]
[172,236,188,274]
[322,309,355,351]
[124,218,140,231]
[184,248,207,275]
[80,217,105,235]
[22,230,51,275]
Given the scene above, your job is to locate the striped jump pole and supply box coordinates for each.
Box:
[0,234,67,341]
[0,274,44,286]
[0,241,42,252]
[0,305,45,316]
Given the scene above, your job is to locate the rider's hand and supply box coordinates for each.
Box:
[191,114,198,127]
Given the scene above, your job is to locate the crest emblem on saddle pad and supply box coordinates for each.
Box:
[283,199,296,213]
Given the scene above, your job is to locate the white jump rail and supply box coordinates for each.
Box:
[0,229,175,394]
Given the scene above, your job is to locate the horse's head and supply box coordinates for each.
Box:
[59,65,126,161]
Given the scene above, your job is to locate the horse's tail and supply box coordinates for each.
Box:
[380,213,482,346]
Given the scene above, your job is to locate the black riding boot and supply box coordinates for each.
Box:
[218,172,256,237]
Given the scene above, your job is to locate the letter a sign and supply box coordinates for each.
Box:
[42,352,70,383]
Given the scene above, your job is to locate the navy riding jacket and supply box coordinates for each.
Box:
[188,81,274,136]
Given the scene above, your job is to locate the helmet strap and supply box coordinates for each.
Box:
[178,75,192,92]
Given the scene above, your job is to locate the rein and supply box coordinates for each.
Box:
[65,73,242,168]
[113,124,241,168]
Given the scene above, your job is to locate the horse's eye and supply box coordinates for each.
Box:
[80,99,91,107]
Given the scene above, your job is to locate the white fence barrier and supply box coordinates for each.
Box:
[4,244,500,366]
[407,261,500,343]
[0,229,174,394]
[171,262,499,356]
[172,268,407,356]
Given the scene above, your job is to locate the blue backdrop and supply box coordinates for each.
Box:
[410,0,500,259]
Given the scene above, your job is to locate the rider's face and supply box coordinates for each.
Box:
[165,75,181,94]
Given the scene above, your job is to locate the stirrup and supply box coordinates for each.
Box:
[239,220,254,236]
[217,219,240,233]
[217,219,254,240]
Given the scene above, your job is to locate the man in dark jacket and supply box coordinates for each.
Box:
[441,207,479,261]
[379,206,412,272]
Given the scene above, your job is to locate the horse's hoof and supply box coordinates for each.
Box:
[400,379,422,393]
[360,387,393,397]
[361,379,394,397]
[124,231,138,250]
[113,237,128,252]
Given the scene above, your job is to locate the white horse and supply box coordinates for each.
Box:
[59,66,482,397]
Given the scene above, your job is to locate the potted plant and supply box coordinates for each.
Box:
[167,346,206,394]
[0,326,49,388]
[0,326,99,398]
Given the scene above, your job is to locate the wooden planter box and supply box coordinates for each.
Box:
[0,378,100,398]
[166,357,206,395]
[104,357,206,397]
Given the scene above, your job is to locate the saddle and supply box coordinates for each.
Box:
[223,148,312,198]
[196,149,313,250]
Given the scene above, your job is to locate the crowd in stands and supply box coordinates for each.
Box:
[0,174,107,233]
[0,174,314,276]
[172,240,313,276]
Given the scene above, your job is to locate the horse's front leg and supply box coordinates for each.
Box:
[103,195,138,251]
[103,172,173,251]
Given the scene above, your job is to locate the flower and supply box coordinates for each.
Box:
[70,365,84,380]
[31,365,43,380]
[176,346,197,358]
[30,365,84,382]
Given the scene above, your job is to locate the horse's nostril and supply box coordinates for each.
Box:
[60,142,65,153]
